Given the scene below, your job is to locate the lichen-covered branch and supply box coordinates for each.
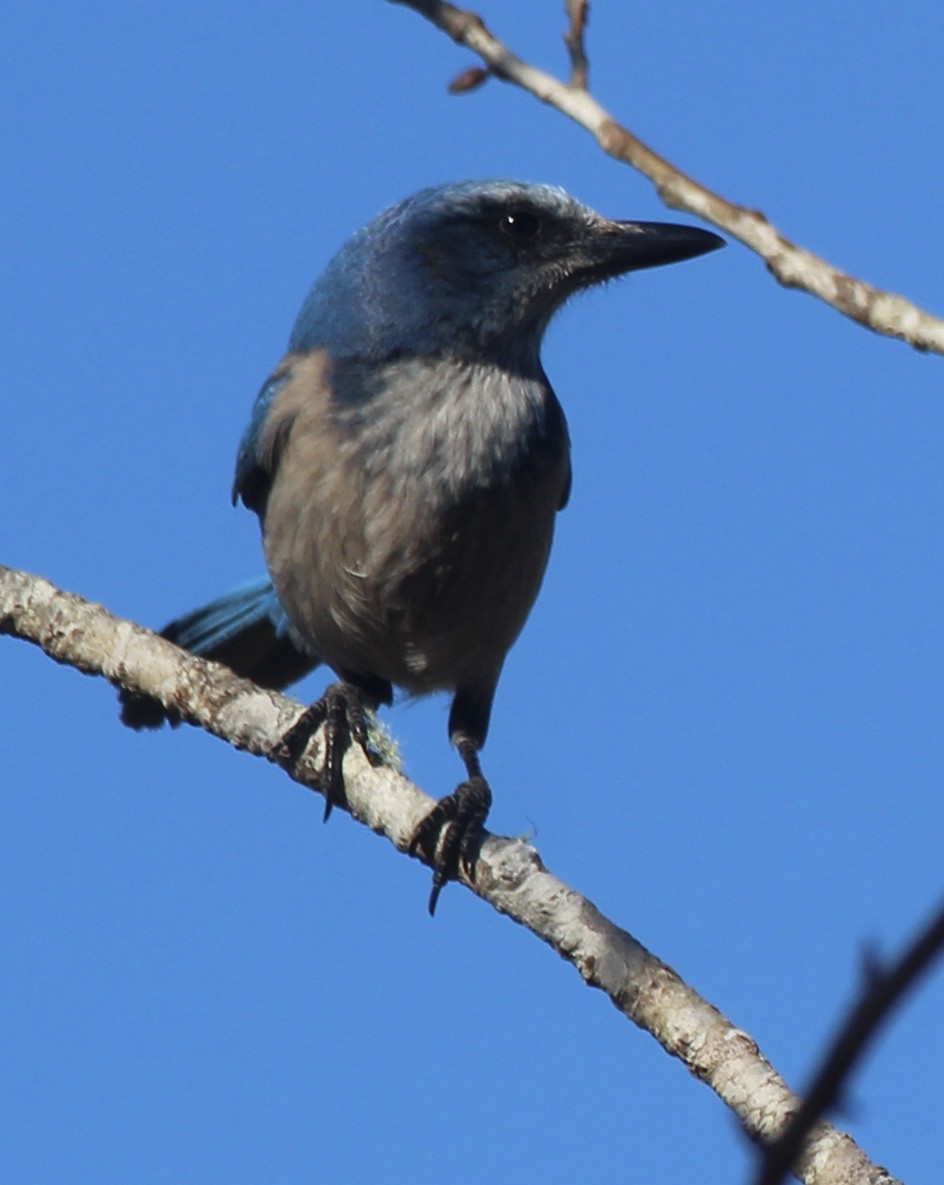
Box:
[0,564,898,1185]
[390,0,944,356]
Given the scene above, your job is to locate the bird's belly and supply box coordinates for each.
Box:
[379,495,556,691]
[265,469,560,693]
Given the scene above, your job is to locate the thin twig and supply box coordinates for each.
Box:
[390,0,944,356]
[756,898,944,1185]
[562,0,589,89]
[0,563,901,1185]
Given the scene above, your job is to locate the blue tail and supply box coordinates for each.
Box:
[119,577,317,728]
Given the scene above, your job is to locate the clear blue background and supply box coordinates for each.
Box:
[3,3,942,1182]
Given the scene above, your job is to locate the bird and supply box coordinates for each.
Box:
[120,179,723,912]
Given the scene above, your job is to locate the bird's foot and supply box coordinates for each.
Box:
[407,775,492,915]
[276,681,377,820]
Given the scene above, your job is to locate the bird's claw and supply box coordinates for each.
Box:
[275,681,374,820]
[407,775,492,915]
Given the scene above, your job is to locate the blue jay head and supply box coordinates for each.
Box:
[290,180,723,370]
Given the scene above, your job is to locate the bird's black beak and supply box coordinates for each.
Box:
[585,219,725,280]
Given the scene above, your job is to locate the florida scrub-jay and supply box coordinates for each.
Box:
[121,180,723,911]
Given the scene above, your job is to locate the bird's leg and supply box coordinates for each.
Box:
[407,735,493,915]
[276,681,378,820]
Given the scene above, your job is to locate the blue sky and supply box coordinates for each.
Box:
[4,3,943,1182]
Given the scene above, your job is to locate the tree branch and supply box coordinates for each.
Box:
[562,0,589,89]
[390,0,944,356]
[756,896,944,1185]
[0,564,900,1185]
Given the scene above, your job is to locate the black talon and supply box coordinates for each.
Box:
[275,681,374,820]
[408,772,492,915]
[276,701,327,767]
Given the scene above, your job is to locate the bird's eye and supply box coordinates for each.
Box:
[499,209,542,242]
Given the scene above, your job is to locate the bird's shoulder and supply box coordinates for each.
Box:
[232,350,334,515]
